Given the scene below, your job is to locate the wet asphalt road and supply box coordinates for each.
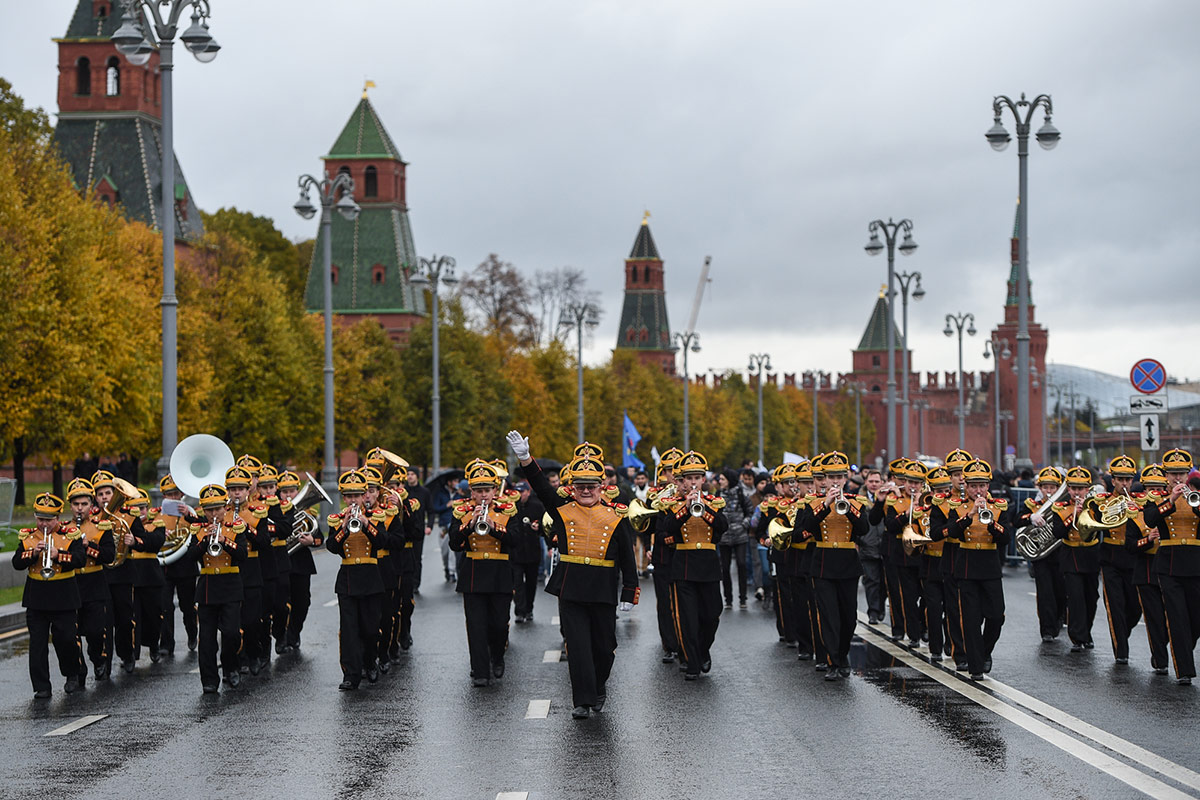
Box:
[1,538,1198,800]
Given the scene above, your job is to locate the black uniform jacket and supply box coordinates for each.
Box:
[944,497,1010,581]
[449,501,515,594]
[521,460,639,606]
[1144,492,1200,577]
[189,511,248,604]
[798,496,868,581]
[326,508,385,596]
[662,495,728,583]
[13,527,86,611]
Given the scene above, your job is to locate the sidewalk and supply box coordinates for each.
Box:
[0,600,24,635]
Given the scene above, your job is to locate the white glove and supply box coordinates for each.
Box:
[618,601,634,612]
[506,430,530,461]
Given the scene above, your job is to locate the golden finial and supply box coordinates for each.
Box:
[878,284,887,299]
[362,79,377,99]
[642,209,651,226]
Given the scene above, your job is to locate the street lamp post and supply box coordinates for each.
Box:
[112,0,220,483]
[865,218,918,462]
[913,398,932,457]
[560,302,600,443]
[944,312,977,450]
[983,335,1012,467]
[806,370,830,456]
[409,256,459,473]
[748,353,772,465]
[894,270,925,458]
[293,172,361,500]
[986,92,1060,470]
[844,382,864,467]
[672,332,701,450]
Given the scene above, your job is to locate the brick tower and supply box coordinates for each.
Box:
[303,92,425,343]
[615,215,675,374]
[52,0,203,239]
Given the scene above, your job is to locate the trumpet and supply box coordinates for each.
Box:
[346,504,365,535]
[689,496,706,517]
[40,528,55,579]
[285,474,333,553]
[833,487,849,515]
[206,519,224,558]
[473,502,492,535]
[978,508,993,525]
[1186,490,1200,509]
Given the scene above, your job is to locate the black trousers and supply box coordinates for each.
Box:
[672,579,721,674]
[883,557,906,638]
[1063,571,1099,646]
[378,585,400,663]
[259,576,277,659]
[807,577,827,664]
[512,561,540,617]
[240,585,263,663]
[1032,558,1067,638]
[160,576,197,653]
[463,592,510,679]
[653,569,679,655]
[413,541,425,590]
[777,576,811,654]
[898,564,923,642]
[943,575,966,664]
[133,585,162,660]
[271,573,291,644]
[1136,582,1170,671]
[922,578,945,657]
[1160,574,1200,680]
[197,601,240,688]
[27,608,80,693]
[77,598,109,675]
[107,582,134,665]
[813,576,858,670]
[860,557,886,621]
[287,572,313,647]
[771,576,785,638]
[1100,564,1141,660]
[558,597,618,708]
[957,578,1004,675]
[338,592,382,683]
[398,573,415,651]
[718,543,748,604]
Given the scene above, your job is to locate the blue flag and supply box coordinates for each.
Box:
[622,412,645,469]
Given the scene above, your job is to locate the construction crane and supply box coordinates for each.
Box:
[685,255,712,335]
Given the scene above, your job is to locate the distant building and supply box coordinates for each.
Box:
[302,93,425,343]
[615,215,675,374]
[52,0,203,239]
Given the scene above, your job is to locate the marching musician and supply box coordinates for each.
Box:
[1051,467,1101,653]
[13,493,85,698]
[942,459,1009,681]
[1100,455,1143,664]
[761,464,808,657]
[68,478,114,683]
[937,449,974,671]
[920,466,953,662]
[188,484,248,694]
[258,466,293,657]
[1018,467,1068,642]
[510,431,639,720]
[362,464,399,675]
[93,469,139,675]
[663,451,728,680]
[158,474,199,657]
[802,456,829,671]
[1128,464,1171,676]
[225,466,270,676]
[390,466,423,657]
[649,447,683,665]
[448,461,517,687]
[126,488,167,664]
[326,470,386,690]
[510,479,546,625]
[1144,448,1200,685]
[798,452,867,681]
[871,459,923,648]
[278,471,322,652]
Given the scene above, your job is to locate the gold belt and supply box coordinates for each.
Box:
[466,551,508,561]
[131,551,159,560]
[679,542,716,550]
[1064,540,1099,548]
[1158,539,1200,547]
[271,539,287,547]
[560,554,615,567]
[79,564,104,574]
[376,549,390,557]
[816,541,856,549]
[342,557,378,565]
[29,570,75,581]
[960,542,996,550]
[404,542,414,548]
[200,566,239,575]
[925,551,943,557]
[789,542,811,549]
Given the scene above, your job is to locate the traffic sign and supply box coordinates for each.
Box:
[1139,413,1162,451]
[1131,359,1166,394]
[1130,395,1167,413]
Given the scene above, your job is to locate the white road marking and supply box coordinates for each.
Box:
[496,793,529,800]
[1027,592,1038,597]
[189,668,200,674]
[525,699,551,719]
[45,714,107,736]
[550,615,560,625]
[323,598,338,607]
[542,650,561,663]
[857,623,1196,799]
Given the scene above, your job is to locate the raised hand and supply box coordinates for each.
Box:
[506,430,531,462]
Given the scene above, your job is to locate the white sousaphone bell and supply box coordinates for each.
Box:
[158,434,237,566]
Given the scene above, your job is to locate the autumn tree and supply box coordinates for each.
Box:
[458,254,537,348]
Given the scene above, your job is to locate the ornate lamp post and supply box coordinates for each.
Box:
[748,353,772,465]
[560,302,601,442]
[894,270,924,457]
[865,218,917,462]
[944,312,977,449]
[409,256,459,472]
[672,332,701,451]
[983,335,1012,466]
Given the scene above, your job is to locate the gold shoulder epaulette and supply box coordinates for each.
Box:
[992,498,1008,511]
[557,487,571,499]
[496,502,518,517]
[252,506,268,519]
[63,524,82,541]
[603,486,619,501]
[264,496,280,507]
[611,503,629,519]
[327,514,343,528]
[98,520,113,531]
[407,498,421,513]
[885,496,898,507]
[281,501,294,513]
[370,511,387,523]
[150,517,166,530]
[1024,498,1039,511]
[709,496,727,511]
[18,527,37,540]
[758,499,770,513]
[231,521,247,535]
[947,497,962,509]
[453,503,473,521]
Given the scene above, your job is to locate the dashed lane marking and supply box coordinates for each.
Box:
[857,622,1197,799]
[525,699,551,719]
[323,598,338,607]
[550,615,560,625]
[542,650,561,663]
[496,793,529,800]
[189,668,200,674]
[1027,592,1038,597]
[45,714,108,736]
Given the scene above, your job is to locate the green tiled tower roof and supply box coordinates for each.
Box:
[629,222,660,259]
[854,290,902,352]
[325,98,402,160]
[1006,200,1032,307]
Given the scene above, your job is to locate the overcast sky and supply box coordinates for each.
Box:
[6,0,1200,389]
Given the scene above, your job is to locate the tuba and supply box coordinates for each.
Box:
[169,434,236,500]
[901,490,933,556]
[104,477,141,568]
[157,517,194,566]
[767,501,798,550]
[1014,482,1068,561]
[627,498,658,533]
[286,473,333,553]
